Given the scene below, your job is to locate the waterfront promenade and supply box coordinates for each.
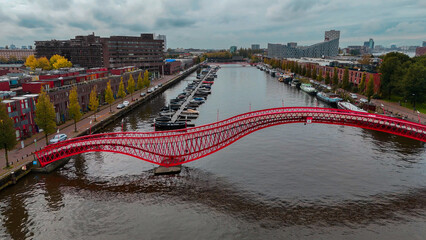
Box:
[0,74,180,177]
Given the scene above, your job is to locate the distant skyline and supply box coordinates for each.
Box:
[0,0,425,49]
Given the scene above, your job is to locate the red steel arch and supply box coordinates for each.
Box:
[35,107,426,167]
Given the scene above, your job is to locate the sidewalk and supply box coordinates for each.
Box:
[0,74,178,176]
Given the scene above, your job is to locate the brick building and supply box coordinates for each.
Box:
[35,33,164,73]
[0,64,25,74]
[415,47,426,57]
[164,60,181,75]
[0,49,35,61]
[2,94,38,140]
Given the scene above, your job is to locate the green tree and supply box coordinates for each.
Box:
[137,72,143,90]
[105,80,114,113]
[332,67,338,86]
[127,74,135,101]
[89,86,99,121]
[366,75,375,102]
[402,62,426,110]
[0,103,17,168]
[143,70,150,88]
[317,69,323,82]
[68,86,82,132]
[379,52,410,99]
[312,68,317,80]
[117,77,126,103]
[325,72,330,85]
[35,88,57,145]
[342,67,349,90]
[359,72,366,94]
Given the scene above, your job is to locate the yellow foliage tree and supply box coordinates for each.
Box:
[89,86,99,121]
[25,55,38,70]
[37,57,51,70]
[53,58,72,69]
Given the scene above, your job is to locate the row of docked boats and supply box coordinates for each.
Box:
[256,64,368,112]
[154,66,219,130]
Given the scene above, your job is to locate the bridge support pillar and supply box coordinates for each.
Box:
[154,165,182,175]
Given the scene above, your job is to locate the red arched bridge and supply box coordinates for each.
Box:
[35,107,426,167]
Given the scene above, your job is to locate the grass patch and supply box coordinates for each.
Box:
[382,95,426,114]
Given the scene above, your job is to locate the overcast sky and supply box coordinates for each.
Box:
[1,0,425,49]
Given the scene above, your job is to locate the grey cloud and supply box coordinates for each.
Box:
[155,17,195,29]
[69,21,96,31]
[18,17,54,29]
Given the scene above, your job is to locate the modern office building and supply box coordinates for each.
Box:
[268,30,340,59]
[35,33,164,72]
[251,44,260,50]
[423,41,426,47]
[156,34,167,52]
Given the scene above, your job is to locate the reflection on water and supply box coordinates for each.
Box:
[1,67,426,239]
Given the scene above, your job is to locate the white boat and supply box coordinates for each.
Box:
[337,101,367,112]
[300,83,317,95]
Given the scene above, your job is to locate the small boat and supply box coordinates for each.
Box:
[316,92,342,107]
[290,79,301,88]
[155,116,171,122]
[270,71,276,77]
[155,121,187,131]
[282,75,293,84]
[337,101,367,112]
[300,83,318,95]
[159,110,175,117]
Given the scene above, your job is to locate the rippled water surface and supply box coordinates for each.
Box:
[1,65,426,239]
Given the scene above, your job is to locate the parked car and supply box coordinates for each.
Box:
[360,98,368,103]
[147,88,154,93]
[158,83,163,87]
[140,92,146,97]
[154,85,159,90]
[123,101,130,107]
[49,134,67,144]
[117,103,125,109]
[350,93,358,99]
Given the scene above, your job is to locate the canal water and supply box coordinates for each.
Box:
[1,65,426,239]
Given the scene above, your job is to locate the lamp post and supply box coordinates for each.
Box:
[121,119,124,132]
[412,93,416,111]
[417,111,421,124]
[89,120,92,135]
[381,104,386,115]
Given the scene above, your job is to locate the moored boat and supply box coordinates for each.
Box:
[337,101,367,112]
[300,83,317,95]
[316,92,342,107]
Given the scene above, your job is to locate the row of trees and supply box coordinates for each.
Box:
[0,70,151,168]
[379,52,426,108]
[25,54,72,70]
[264,58,376,101]
[0,56,26,64]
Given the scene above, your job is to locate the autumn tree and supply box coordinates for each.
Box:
[35,88,57,145]
[358,54,372,65]
[306,67,311,78]
[332,67,339,86]
[366,75,375,102]
[105,81,114,113]
[0,103,17,168]
[342,67,349,90]
[325,72,331,85]
[143,70,150,88]
[25,55,37,70]
[127,74,135,100]
[312,68,317,80]
[37,57,51,70]
[317,69,323,82]
[137,72,143,90]
[117,77,126,103]
[89,86,99,121]
[359,72,366,94]
[68,86,82,132]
